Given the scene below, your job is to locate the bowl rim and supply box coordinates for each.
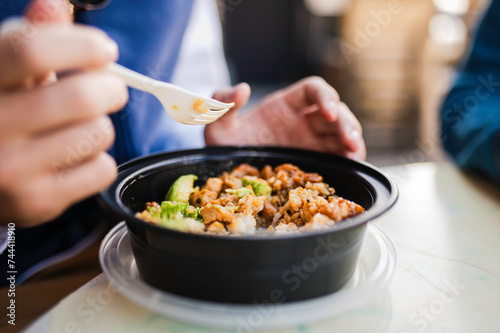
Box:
[98,146,399,242]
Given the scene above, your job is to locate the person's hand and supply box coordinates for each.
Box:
[0,0,128,226]
[205,76,366,160]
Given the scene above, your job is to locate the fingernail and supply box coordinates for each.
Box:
[105,38,119,61]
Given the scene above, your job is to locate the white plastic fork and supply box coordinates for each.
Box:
[0,18,233,125]
[105,63,234,125]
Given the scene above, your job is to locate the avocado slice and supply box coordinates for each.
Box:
[225,187,253,198]
[242,176,272,197]
[165,175,198,203]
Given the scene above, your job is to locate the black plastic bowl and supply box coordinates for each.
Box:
[98,146,398,304]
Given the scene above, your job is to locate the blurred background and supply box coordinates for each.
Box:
[219,0,490,166]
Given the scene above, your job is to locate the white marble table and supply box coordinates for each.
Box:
[26,162,500,333]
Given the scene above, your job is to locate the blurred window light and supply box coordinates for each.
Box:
[429,13,467,45]
[304,0,351,16]
[433,0,469,16]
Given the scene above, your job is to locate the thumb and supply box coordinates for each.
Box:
[25,0,72,24]
[205,83,251,145]
[212,82,251,120]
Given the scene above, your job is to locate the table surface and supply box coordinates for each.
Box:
[26,162,500,333]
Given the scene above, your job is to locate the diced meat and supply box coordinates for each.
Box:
[211,194,239,207]
[206,222,227,234]
[190,189,218,208]
[238,194,265,216]
[272,170,294,191]
[200,203,236,224]
[204,177,223,194]
[304,173,323,183]
[260,165,275,180]
[220,172,243,190]
[292,174,305,187]
[230,163,260,178]
[274,164,301,175]
[318,196,361,221]
[261,201,277,221]
[354,203,365,215]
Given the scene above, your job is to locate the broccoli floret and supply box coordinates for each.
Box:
[145,203,161,220]
[158,201,188,231]
[184,205,203,222]
[160,201,188,220]
[158,201,203,230]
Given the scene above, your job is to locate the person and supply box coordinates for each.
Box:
[440,0,500,184]
[0,0,365,327]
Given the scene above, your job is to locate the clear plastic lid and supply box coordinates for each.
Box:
[99,222,397,330]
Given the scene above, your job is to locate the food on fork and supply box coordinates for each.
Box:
[135,163,365,236]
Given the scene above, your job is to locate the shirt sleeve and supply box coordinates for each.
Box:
[0,225,7,255]
[440,1,500,183]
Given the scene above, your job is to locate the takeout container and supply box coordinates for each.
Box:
[98,146,398,304]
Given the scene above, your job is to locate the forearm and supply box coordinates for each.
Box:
[441,80,500,182]
[440,0,500,183]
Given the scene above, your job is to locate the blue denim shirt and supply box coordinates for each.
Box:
[441,1,500,183]
[0,0,200,284]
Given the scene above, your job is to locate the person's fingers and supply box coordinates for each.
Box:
[283,76,340,121]
[26,116,114,175]
[336,102,364,152]
[313,133,365,160]
[307,102,364,150]
[346,148,366,161]
[49,152,117,211]
[303,101,366,159]
[0,116,114,196]
[24,0,72,89]
[212,82,250,111]
[7,152,117,226]
[304,106,340,135]
[211,82,251,122]
[316,134,344,155]
[25,0,73,25]
[35,70,57,86]
[0,72,128,139]
[0,23,118,88]
[205,83,251,145]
